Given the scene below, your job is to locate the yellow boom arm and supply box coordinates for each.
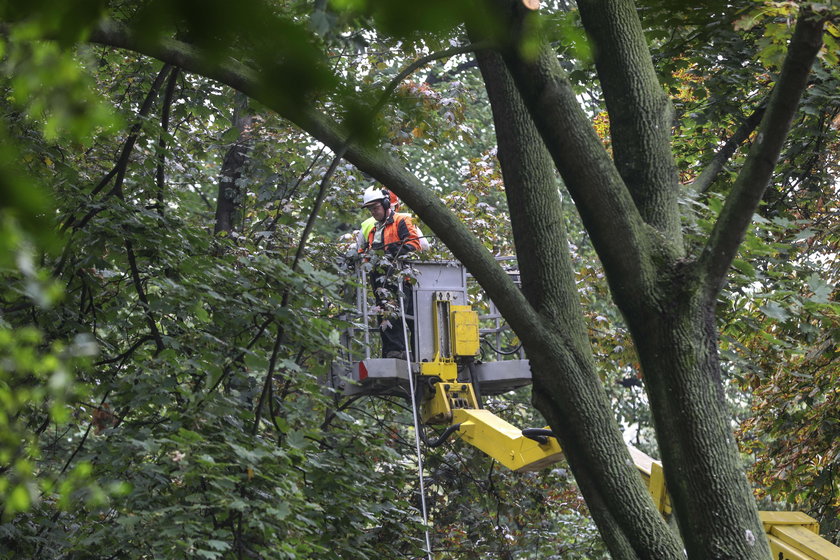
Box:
[416,294,840,560]
[451,408,563,472]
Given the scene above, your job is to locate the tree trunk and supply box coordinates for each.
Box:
[213,92,252,234]
[624,276,770,559]
[479,2,821,558]
[475,47,685,560]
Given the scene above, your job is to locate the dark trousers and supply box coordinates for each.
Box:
[370,268,414,357]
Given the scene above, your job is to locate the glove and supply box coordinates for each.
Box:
[387,243,415,258]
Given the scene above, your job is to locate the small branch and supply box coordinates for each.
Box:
[156,66,181,216]
[371,42,493,118]
[59,390,111,476]
[425,59,478,85]
[698,9,825,299]
[62,63,173,232]
[266,144,327,231]
[123,238,165,354]
[94,335,156,366]
[320,396,363,431]
[200,316,273,397]
[251,323,285,436]
[690,102,768,194]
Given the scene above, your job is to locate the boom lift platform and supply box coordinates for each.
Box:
[331,260,562,472]
[331,259,840,559]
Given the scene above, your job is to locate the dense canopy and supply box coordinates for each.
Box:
[0,1,837,559]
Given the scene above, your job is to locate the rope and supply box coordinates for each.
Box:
[398,285,433,560]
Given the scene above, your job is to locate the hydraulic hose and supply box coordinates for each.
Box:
[465,358,483,409]
[420,423,462,448]
[481,338,522,356]
[521,428,555,445]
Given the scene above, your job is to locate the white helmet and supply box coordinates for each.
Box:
[360,187,390,209]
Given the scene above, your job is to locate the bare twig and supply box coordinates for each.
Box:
[690,101,768,194]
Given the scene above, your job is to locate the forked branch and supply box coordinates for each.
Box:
[698,9,825,299]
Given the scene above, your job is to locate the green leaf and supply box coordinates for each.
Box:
[806,274,832,304]
[731,259,756,278]
[6,484,31,514]
[760,302,790,321]
[205,539,231,551]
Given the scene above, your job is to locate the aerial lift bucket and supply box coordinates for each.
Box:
[330,260,840,559]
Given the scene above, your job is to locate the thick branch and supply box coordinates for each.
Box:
[577,0,682,239]
[79,20,559,388]
[689,102,767,194]
[698,9,824,299]
[479,3,660,303]
[476,49,583,337]
[475,47,683,560]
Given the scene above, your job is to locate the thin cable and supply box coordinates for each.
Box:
[398,283,433,560]
[481,337,523,356]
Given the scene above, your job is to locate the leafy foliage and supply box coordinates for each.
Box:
[724,208,840,543]
[0,4,608,557]
[1,0,838,557]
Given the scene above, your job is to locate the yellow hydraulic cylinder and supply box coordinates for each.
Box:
[420,382,478,424]
[450,408,564,473]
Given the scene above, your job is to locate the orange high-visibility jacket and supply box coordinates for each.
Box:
[362,211,422,256]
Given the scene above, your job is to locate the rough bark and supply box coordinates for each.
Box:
[485,2,824,559]
[627,282,769,560]
[71,9,826,560]
[576,0,682,242]
[475,47,683,560]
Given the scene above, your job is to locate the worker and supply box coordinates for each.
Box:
[358,186,424,359]
[356,190,429,252]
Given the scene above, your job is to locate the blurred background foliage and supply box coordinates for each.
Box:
[0,0,837,557]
